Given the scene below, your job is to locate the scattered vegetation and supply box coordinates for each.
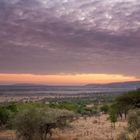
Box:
[0,89,139,140]
[15,108,74,140]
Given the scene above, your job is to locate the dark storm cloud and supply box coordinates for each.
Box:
[0,0,140,76]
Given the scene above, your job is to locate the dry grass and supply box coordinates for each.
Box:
[0,115,126,140]
[51,114,127,140]
[0,130,16,140]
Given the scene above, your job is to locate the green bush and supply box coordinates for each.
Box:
[0,103,19,128]
[108,107,117,129]
[100,104,109,113]
[0,107,10,126]
[14,107,75,140]
[5,103,17,112]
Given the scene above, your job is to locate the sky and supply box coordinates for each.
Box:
[0,0,140,85]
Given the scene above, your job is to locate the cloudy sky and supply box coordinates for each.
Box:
[0,0,140,84]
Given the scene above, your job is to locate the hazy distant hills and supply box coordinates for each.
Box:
[4,81,140,88]
[1,81,140,89]
[85,81,140,89]
[0,81,140,95]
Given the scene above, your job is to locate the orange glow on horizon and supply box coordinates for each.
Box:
[0,73,139,85]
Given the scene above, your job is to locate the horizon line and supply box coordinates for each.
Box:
[0,80,140,87]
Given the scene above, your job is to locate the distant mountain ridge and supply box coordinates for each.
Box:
[10,83,47,87]
[0,81,140,95]
[85,81,140,89]
[1,81,140,89]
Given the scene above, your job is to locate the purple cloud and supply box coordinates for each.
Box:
[0,0,140,77]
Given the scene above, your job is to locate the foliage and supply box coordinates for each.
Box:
[0,103,18,127]
[108,105,118,128]
[100,104,109,113]
[0,107,10,126]
[109,90,140,119]
[115,90,140,110]
[14,107,75,140]
[5,103,18,112]
[49,102,79,113]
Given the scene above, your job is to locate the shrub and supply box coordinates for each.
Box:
[14,108,74,140]
[100,104,109,113]
[108,107,117,129]
[127,109,140,132]
[5,103,17,113]
[117,109,140,140]
[0,107,10,126]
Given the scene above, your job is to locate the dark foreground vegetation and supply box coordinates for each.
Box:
[0,89,140,140]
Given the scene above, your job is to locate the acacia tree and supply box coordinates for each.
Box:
[14,108,74,140]
[115,90,140,118]
[108,89,140,122]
